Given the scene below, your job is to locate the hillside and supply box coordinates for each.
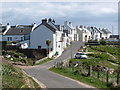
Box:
[1,58,40,88]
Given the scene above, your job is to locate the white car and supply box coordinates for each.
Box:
[75,52,88,59]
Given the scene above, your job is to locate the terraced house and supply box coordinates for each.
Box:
[1,23,37,48]
[30,18,70,57]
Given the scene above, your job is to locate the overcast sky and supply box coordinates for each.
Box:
[1,2,118,34]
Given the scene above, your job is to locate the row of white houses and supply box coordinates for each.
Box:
[0,18,113,57]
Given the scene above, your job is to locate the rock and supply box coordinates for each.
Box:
[6,55,11,58]
[10,58,13,61]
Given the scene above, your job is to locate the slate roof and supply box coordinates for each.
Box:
[101,28,111,34]
[109,35,120,39]
[0,24,6,35]
[34,19,59,33]
[43,23,56,33]
[55,25,61,31]
[5,25,33,35]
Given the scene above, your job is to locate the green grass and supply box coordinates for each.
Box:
[34,58,54,65]
[2,61,40,88]
[70,58,118,70]
[87,45,120,65]
[89,45,119,58]
[50,67,108,88]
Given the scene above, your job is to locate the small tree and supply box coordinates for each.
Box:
[46,40,51,55]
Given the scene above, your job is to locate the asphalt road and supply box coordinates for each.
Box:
[24,41,93,88]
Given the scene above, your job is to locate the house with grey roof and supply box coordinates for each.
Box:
[30,18,65,58]
[101,28,112,39]
[63,21,78,42]
[2,23,36,42]
[86,26,112,41]
[109,35,120,41]
[76,25,91,42]
[0,23,36,48]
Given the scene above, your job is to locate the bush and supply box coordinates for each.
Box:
[100,40,107,45]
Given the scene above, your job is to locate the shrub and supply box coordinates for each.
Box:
[100,40,107,45]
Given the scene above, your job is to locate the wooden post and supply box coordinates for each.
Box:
[117,72,120,84]
[106,70,109,84]
[97,71,100,79]
[88,65,92,76]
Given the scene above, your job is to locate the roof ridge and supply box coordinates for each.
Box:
[43,23,56,33]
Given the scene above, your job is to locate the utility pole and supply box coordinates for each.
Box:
[71,41,72,58]
[111,25,114,45]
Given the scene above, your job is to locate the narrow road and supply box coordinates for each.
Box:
[24,42,93,88]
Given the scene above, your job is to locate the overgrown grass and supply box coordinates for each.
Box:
[2,61,40,88]
[70,55,118,69]
[34,58,54,65]
[50,67,108,88]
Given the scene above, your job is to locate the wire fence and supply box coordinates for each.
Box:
[54,60,120,86]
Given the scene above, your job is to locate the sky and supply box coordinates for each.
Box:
[1,1,119,34]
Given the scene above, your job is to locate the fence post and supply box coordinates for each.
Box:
[106,70,109,84]
[88,65,92,76]
[97,71,100,79]
[117,72,120,84]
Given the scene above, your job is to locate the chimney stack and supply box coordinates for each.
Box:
[48,18,52,22]
[42,18,47,24]
[53,19,55,23]
[80,25,83,28]
[69,22,72,27]
[32,23,37,31]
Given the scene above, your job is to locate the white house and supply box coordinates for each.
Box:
[30,18,64,57]
[101,28,112,39]
[108,35,120,41]
[2,23,36,42]
[1,23,36,48]
[63,21,78,42]
[76,25,91,42]
[87,26,101,41]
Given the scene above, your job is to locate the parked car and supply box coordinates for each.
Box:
[75,52,88,59]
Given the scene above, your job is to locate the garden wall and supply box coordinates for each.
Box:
[18,49,47,60]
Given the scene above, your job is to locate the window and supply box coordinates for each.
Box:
[7,37,12,41]
[21,37,23,41]
[10,37,12,41]
[7,37,9,41]
[20,30,23,33]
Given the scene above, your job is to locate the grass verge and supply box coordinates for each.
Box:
[2,60,40,88]
[49,67,109,88]
[34,58,54,65]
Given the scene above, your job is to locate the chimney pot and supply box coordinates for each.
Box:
[42,19,47,24]
[48,18,52,22]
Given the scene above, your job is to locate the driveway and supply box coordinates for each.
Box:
[24,41,94,88]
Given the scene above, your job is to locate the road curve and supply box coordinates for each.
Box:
[24,42,94,88]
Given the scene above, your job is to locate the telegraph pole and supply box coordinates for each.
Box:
[111,25,114,45]
[71,41,72,58]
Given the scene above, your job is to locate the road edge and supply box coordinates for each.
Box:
[22,70,47,88]
[48,69,97,89]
